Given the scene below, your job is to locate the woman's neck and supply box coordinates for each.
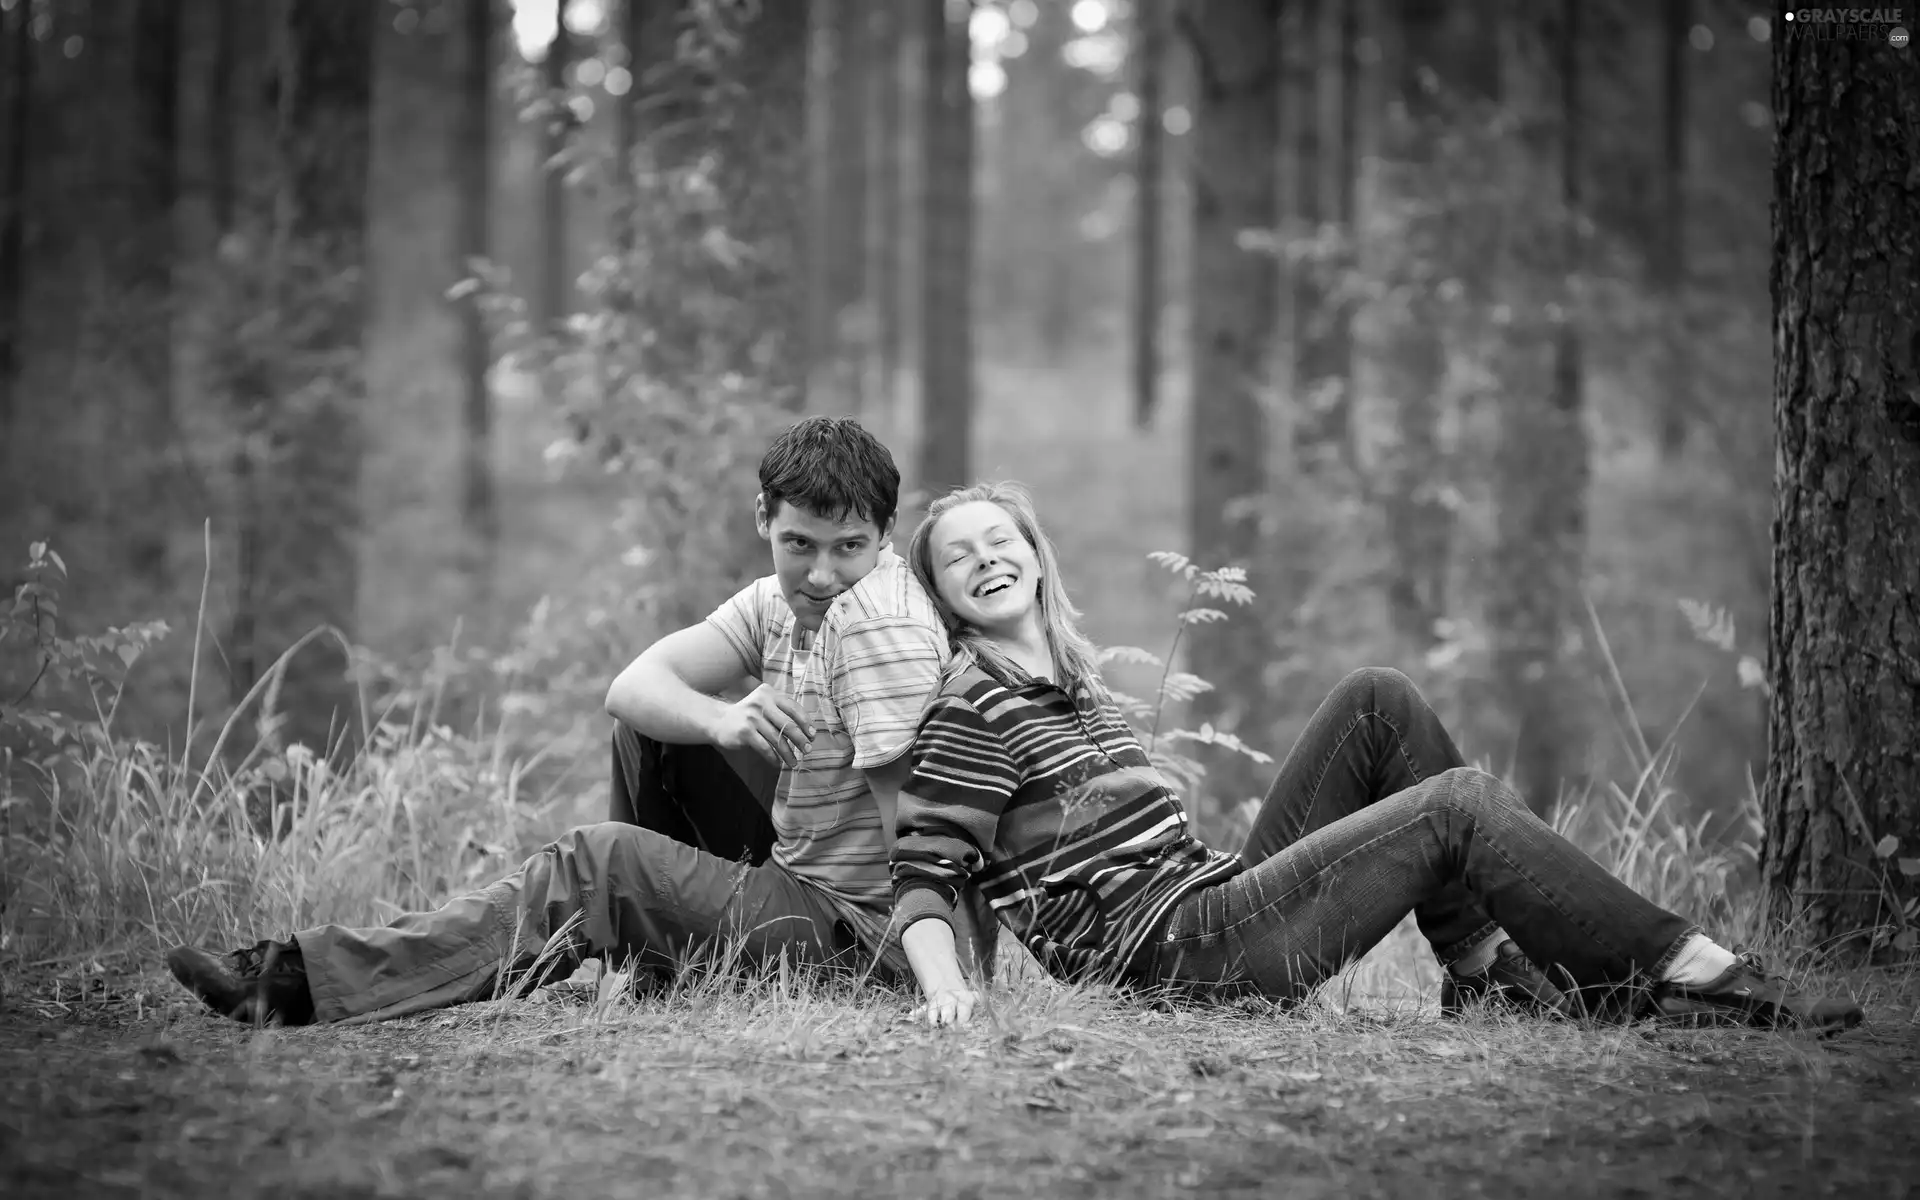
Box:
[983,619,1054,682]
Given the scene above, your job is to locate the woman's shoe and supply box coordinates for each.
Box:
[1440,939,1572,1018]
[1652,954,1863,1033]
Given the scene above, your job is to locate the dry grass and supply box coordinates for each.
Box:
[3,355,1917,1198]
[4,935,1917,1199]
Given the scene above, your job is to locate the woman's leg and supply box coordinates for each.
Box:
[1158,767,1695,1011]
[1237,668,1499,968]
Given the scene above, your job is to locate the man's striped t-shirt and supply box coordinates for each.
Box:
[706,547,948,959]
[892,662,1242,982]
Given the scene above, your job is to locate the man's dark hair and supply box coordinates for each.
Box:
[758,416,901,530]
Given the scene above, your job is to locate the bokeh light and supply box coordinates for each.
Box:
[575,57,606,87]
[1163,105,1192,135]
[1062,31,1125,76]
[513,0,559,62]
[1070,0,1109,34]
[1008,0,1039,29]
[1689,24,1714,51]
[971,4,1011,50]
[564,0,605,36]
[971,59,1009,100]
[604,66,633,97]
[1747,15,1771,41]
[1084,114,1129,157]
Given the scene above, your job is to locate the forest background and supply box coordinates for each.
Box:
[0,0,1911,976]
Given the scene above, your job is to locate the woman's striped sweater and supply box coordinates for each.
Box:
[891,663,1242,982]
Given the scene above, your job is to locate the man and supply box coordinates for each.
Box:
[168,417,990,1025]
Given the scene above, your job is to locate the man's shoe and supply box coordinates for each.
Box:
[167,939,316,1026]
[1652,954,1863,1034]
[1441,939,1572,1019]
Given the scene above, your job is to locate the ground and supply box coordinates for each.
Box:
[4,944,1917,1200]
[6,358,1913,1197]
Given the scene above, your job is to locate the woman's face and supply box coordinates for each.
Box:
[928,500,1043,638]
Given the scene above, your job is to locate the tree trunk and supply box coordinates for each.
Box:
[826,0,869,411]
[1377,0,1456,650]
[866,0,903,414]
[540,6,573,335]
[208,0,237,234]
[722,0,811,411]
[1326,0,1359,466]
[256,0,373,757]
[127,0,181,585]
[805,0,836,407]
[359,1,481,656]
[1762,24,1920,953]
[1132,0,1166,430]
[1183,0,1279,767]
[917,0,974,497]
[613,0,642,238]
[1486,0,1589,817]
[0,0,29,446]
[1289,0,1335,464]
[458,0,496,594]
[1655,0,1689,458]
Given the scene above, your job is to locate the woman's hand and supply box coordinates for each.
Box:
[912,984,978,1028]
[902,916,978,1029]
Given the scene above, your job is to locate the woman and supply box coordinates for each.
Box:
[888,482,1863,1033]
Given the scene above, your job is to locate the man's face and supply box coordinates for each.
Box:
[756,496,893,633]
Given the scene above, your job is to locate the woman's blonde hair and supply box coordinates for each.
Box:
[906,482,1106,697]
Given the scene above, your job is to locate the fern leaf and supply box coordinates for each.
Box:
[1158,671,1216,703]
[1676,597,1737,652]
[1196,578,1257,606]
[1098,644,1164,667]
[1180,608,1230,625]
[1147,550,1196,580]
[1162,725,1277,765]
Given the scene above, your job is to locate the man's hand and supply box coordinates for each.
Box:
[711,683,815,768]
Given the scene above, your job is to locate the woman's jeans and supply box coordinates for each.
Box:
[1149,669,1697,1011]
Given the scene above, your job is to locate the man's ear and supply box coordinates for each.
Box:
[754,493,772,540]
[878,515,896,547]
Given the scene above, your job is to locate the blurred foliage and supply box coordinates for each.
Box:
[0,0,1788,860]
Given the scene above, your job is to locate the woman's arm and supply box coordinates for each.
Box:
[891,690,1019,1027]
[902,917,977,1027]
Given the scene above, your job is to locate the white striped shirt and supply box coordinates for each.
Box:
[706,548,948,957]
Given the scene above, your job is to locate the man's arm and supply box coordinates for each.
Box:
[862,754,915,855]
[604,622,754,744]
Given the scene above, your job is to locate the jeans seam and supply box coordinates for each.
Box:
[1296,709,1374,841]
[1297,707,1427,840]
[1186,794,1646,974]
[1435,920,1503,965]
[1648,924,1704,977]
[1460,801,1642,968]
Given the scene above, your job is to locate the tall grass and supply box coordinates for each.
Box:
[1,617,589,967]
[3,546,1780,1015]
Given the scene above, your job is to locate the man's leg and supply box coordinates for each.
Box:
[609,722,778,865]
[294,822,846,1024]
